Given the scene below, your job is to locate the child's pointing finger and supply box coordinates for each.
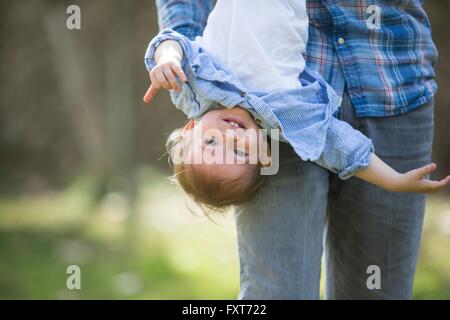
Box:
[143,84,159,104]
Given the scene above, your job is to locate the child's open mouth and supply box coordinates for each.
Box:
[223,117,246,129]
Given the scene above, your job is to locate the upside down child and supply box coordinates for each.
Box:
[143,0,450,210]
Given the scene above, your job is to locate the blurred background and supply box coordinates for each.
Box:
[0,0,449,299]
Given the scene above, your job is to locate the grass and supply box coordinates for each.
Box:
[0,167,449,299]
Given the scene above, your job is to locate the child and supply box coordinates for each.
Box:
[143,0,450,210]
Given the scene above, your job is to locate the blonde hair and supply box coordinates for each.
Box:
[166,127,266,213]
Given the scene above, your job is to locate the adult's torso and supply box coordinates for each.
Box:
[305,0,438,117]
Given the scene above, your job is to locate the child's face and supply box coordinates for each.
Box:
[182,107,265,181]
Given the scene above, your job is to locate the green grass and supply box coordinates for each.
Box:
[0,168,449,299]
[413,197,450,299]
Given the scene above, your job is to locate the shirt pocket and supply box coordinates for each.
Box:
[307,2,333,28]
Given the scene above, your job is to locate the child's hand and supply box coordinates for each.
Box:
[393,163,450,193]
[143,60,187,104]
[143,40,187,104]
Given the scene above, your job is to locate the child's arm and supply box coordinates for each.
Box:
[355,153,450,193]
[313,114,450,193]
[143,36,450,194]
[143,40,186,104]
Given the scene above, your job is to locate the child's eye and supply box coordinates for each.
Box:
[204,137,216,145]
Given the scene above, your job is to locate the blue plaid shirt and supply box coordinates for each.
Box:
[155,0,438,117]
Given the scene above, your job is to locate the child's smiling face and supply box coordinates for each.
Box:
[181,106,266,182]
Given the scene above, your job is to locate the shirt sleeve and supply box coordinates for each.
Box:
[313,116,374,180]
[144,28,195,73]
[144,29,213,119]
[155,0,214,40]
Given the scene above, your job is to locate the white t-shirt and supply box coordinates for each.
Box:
[196,0,309,91]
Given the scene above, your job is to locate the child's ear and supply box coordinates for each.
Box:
[182,119,196,132]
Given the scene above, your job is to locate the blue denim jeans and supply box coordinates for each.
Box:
[235,92,435,299]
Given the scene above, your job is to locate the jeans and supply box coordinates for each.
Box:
[235,92,435,299]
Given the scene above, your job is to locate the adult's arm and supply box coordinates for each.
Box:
[155,0,214,40]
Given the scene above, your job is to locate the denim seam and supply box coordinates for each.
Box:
[300,166,309,299]
[387,190,394,287]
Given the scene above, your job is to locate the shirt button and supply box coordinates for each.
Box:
[255,118,262,125]
[240,91,247,97]
[338,37,345,45]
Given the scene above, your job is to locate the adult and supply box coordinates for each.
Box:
[154,0,438,299]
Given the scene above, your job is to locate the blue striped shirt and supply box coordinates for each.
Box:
[145,29,374,179]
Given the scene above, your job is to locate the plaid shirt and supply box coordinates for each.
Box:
[155,0,438,117]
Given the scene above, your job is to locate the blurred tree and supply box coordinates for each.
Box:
[45,3,105,175]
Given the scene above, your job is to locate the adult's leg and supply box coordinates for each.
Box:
[235,143,330,299]
[325,93,434,299]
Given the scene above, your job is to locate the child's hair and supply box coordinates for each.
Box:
[166,128,266,213]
